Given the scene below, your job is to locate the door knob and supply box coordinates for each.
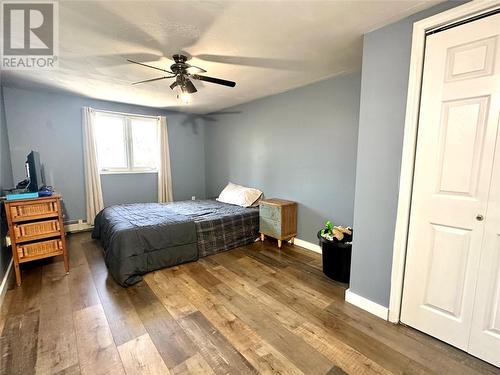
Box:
[476,214,484,221]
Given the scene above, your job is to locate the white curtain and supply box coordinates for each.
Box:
[82,107,104,225]
[158,116,173,203]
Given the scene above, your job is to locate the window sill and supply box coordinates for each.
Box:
[100,170,158,175]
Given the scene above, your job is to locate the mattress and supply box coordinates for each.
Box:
[92,199,259,286]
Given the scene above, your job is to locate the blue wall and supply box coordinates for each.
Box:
[0,87,14,283]
[101,173,158,206]
[205,72,361,243]
[350,1,467,307]
[2,86,206,221]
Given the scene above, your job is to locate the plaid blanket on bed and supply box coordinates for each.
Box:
[195,207,259,257]
[166,200,260,257]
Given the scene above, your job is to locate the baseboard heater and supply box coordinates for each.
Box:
[64,219,93,233]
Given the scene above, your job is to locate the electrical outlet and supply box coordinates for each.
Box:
[191,196,196,201]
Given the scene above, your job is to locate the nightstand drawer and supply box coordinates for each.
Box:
[9,199,59,222]
[17,238,63,261]
[14,220,61,243]
[260,204,281,221]
[259,198,297,248]
[260,217,281,237]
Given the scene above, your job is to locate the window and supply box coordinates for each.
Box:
[94,111,159,173]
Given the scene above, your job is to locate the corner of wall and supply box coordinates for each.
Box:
[0,85,14,297]
[0,86,14,189]
[345,288,389,320]
[349,0,470,314]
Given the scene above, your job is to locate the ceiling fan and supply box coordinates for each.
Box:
[127,54,236,103]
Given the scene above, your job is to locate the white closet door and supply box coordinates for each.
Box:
[469,93,500,366]
[401,12,500,352]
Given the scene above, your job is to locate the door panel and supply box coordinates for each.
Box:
[469,98,500,366]
[401,12,500,356]
[445,36,496,81]
[423,224,471,318]
[485,236,500,334]
[438,97,488,196]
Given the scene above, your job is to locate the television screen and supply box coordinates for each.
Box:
[27,151,43,192]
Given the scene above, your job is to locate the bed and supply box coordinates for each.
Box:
[92,199,259,286]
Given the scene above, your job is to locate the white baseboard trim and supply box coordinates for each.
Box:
[0,259,13,308]
[65,219,93,233]
[345,288,389,320]
[293,238,322,254]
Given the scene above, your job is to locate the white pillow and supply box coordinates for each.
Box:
[216,182,263,207]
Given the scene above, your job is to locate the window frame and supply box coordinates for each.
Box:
[94,111,160,174]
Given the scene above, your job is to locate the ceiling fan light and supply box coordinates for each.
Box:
[178,85,190,104]
[180,92,191,104]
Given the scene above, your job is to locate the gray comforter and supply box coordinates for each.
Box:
[92,200,259,286]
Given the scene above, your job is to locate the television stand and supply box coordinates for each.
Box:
[3,194,69,286]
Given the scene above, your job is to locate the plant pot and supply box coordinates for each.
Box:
[317,230,352,283]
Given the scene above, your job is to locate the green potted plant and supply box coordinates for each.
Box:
[317,221,352,283]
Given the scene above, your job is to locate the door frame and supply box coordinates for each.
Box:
[388,0,500,323]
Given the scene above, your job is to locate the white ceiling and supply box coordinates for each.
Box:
[1,0,440,114]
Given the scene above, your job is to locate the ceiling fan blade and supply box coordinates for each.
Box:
[192,74,236,87]
[186,65,207,74]
[86,53,164,67]
[195,54,306,71]
[201,117,217,122]
[184,79,197,94]
[127,59,173,74]
[132,76,174,85]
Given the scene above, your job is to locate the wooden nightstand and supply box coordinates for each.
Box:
[259,198,297,248]
[4,194,69,286]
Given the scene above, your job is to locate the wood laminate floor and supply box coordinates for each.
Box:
[0,232,499,375]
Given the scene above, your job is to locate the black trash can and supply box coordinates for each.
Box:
[317,230,352,283]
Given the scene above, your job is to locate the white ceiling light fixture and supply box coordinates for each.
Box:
[129,54,236,105]
[178,85,191,105]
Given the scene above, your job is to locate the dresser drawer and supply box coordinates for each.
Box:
[260,217,281,237]
[17,238,63,261]
[260,204,281,221]
[9,199,59,222]
[13,220,61,243]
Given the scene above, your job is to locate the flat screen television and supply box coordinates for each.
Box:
[26,151,43,192]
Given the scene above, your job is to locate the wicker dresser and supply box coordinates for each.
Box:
[4,194,69,286]
[259,198,297,248]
